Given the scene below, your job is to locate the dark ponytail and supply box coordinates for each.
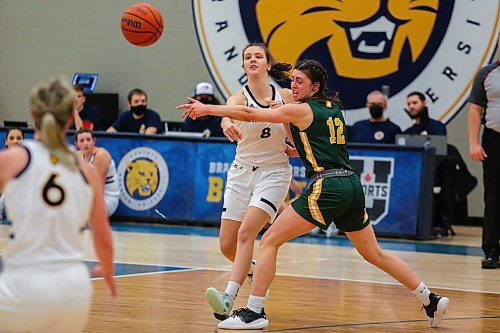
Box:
[294,59,343,108]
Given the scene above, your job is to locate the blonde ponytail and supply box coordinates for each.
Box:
[30,77,77,171]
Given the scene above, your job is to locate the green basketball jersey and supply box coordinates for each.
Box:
[290,99,352,178]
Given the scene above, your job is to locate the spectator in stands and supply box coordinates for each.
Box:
[1,127,25,218]
[352,90,402,144]
[107,88,164,134]
[4,127,24,148]
[403,92,450,238]
[404,91,446,135]
[181,82,224,137]
[72,85,100,130]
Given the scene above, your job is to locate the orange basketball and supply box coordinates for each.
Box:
[121,3,164,47]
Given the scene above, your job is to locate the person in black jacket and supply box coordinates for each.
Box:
[404,91,446,135]
[181,82,224,137]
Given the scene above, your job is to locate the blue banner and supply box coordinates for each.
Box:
[1,129,431,238]
[97,136,197,222]
[191,142,236,222]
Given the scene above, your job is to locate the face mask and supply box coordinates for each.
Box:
[131,105,147,116]
[198,97,213,104]
[369,103,384,119]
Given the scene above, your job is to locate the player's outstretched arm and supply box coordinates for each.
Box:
[178,97,302,124]
[79,160,116,297]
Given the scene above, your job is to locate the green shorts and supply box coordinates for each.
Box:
[291,173,369,232]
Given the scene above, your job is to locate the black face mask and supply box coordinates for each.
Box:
[369,103,384,119]
[198,97,213,104]
[131,105,147,116]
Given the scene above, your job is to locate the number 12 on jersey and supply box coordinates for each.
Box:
[326,117,345,144]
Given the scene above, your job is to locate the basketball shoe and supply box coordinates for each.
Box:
[423,293,449,328]
[205,287,233,321]
[218,307,268,329]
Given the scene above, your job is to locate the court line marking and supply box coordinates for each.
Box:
[85,260,500,295]
[90,267,203,280]
[109,224,484,257]
[264,316,500,332]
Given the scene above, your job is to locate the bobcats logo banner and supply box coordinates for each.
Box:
[350,157,394,225]
[117,147,169,211]
[193,0,499,128]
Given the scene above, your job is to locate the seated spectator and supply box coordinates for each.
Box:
[107,88,164,134]
[404,91,446,135]
[1,127,25,219]
[75,128,120,216]
[72,85,100,130]
[352,90,402,144]
[402,92,453,237]
[4,127,24,148]
[181,82,224,137]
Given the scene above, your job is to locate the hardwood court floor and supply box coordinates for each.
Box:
[85,224,498,333]
[86,270,499,333]
[1,224,499,332]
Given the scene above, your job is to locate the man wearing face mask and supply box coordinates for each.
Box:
[181,82,224,137]
[352,90,402,144]
[107,88,164,134]
[404,91,446,135]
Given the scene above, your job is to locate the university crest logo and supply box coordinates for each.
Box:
[193,0,499,128]
[117,147,169,211]
[350,157,394,225]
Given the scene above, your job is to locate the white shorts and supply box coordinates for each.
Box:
[105,194,119,216]
[222,160,292,222]
[0,262,92,333]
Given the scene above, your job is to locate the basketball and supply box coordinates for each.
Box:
[121,3,164,47]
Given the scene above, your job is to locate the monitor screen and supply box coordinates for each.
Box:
[72,73,99,93]
[3,120,28,128]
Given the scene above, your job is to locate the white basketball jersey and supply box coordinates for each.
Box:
[234,84,288,165]
[2,140,93,267]
[89,149,120,199]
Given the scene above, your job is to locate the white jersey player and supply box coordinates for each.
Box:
[75,128,120,216]
[201,43,294,321]
[0,77,115,333]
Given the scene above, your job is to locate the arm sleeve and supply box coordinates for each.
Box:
[350,122,361,143]
[394,124,402,135]
[181,117,196,132]
[111,113,125,131]
[146,110,164,133]
[439,123,447,136]
[87,106,100,130]
[468,66,490,107]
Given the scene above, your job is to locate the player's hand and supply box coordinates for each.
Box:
[269,100,281,109]
[177,97,210,120]
[91,264,117,298]
[470,143,487,161]
[285,144,299,157]
[221,118,242,142]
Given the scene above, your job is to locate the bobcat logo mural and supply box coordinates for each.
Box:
[126,160,158,197]
[193,0,499,128]
[117,147,169,211]
[255,0,439,79]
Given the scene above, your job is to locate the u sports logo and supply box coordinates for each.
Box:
[117,147,169,211]
[193,0,499,128]
[350,157,394,225]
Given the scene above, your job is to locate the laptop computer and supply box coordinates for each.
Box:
[395,134,448,156]
[72,73,99,93]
